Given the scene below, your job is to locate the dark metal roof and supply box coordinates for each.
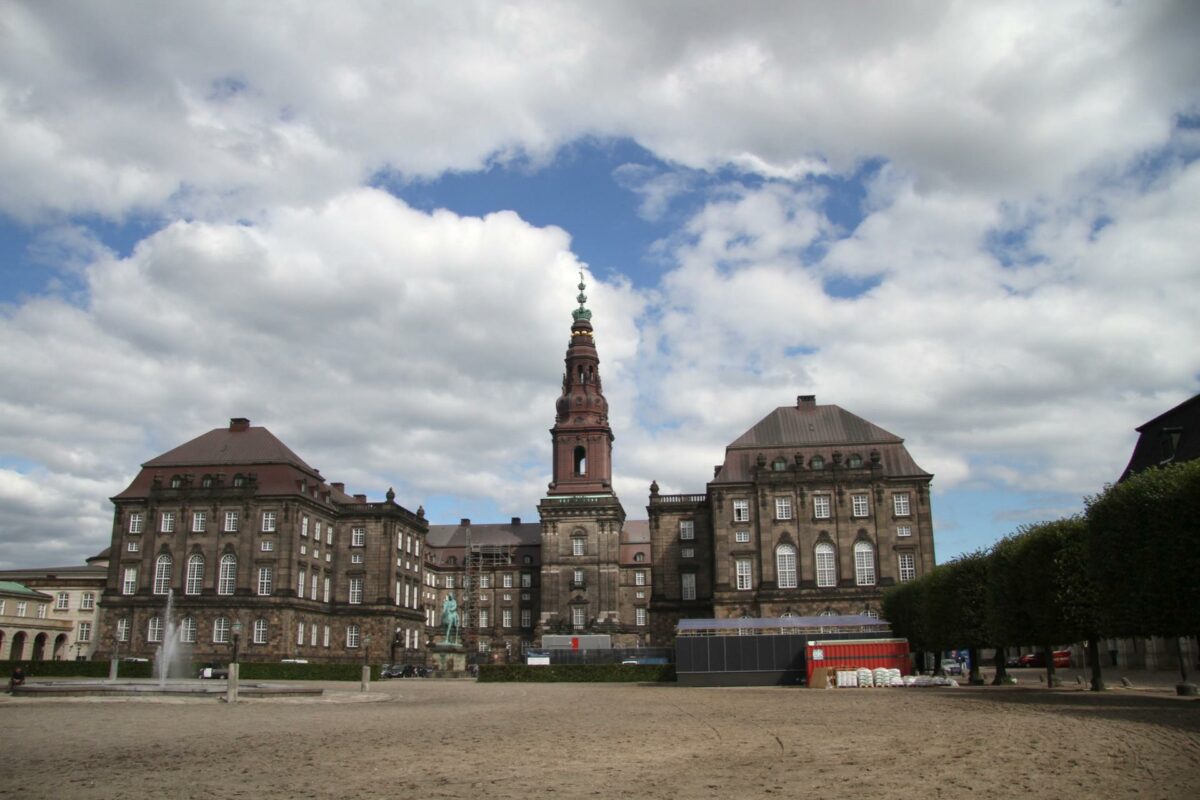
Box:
[1119,392,1200,481]
[425,521,543,549]
[142,424,317,474]
[676,614,890,633]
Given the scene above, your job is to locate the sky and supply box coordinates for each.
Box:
[1,1,1198,569]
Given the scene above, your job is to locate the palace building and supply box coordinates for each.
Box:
[94,278,936,663]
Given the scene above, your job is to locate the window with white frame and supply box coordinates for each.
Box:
[218,554,236,595]
[16,601,26,617]
[351,527,365,546]
[257,565,273,596]
[479,609,489,628]
[300,544,307,556]
[733,499,749,522]
[346,624,360,648]
[851,494,869,518]
[572,568,584,586]
[78,621,92,642]
[681,573,696,601]
[180,616,196,644]
[478,640,491,654]
[311,573,318,601]
[129,512,144,534]
[351,552,363,564]
[480,575,491,589]
[310,625,317,647]
[571,535,585,556]
[898,552,916,582]
[815,542,836,587]
[502,608,513,628]
[864,608,880,619]
[192,511,207,532]
[897,525,912,538]
[116,617,130,642]
[735,530,750,543]
[261,539,274,551]
[571,606,585,629]
[55,592,69,610]
[297,622,305,646]
[298,568,306,598]
[148,616,163,643]
[775,497,793,520]
[326,526,333,546]
[735,558,752,590]
[854,541,876,585]
[122,566,137,595]
[185,554,204,595]
[127,540,140,552]
[681,547,694,558]
[37,604,46,618]
[349,578,363,604]
[160,511,175,533]
[893,494,911,516]
[245,618,264,644]
[81,592,94,610]
[521,608,532,628]
[680,520,695,540]
[635,607,647,626]
[503,573,513,588]
[262,511,276,532]
[315,522,322,541]
[813,495,831,519]
[323,577,330,602]
[214,617,230,643]
[776,544,798,589]
[445,575,455,589]
[224,511,239,532]
[521,572,532,588]
[634,570,646,586]
[323,625,330,647]
[153,554,172,595]
[301,516,309,537]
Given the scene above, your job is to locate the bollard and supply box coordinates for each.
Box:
[226,663,239,704]
[108,658,119,683]
[361,664,371,692]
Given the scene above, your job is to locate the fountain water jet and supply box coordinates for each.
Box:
[155,589,192,684]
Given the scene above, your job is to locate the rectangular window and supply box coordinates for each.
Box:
[298,569,306,598]
[775,497,792,520]
[681,547,695,559]
[852,494,869,518]
[310,624,317,647]
[315,522,322,541]
[635,607,647,626]
[735,558,752,591]
[733,500,749,522]
[502,608,513,628]
[897,525,912,538]
[300,544,307,556]
[681,573,696,601]
[573,568,584,586]
[855,547,876,586]
[257,566,273,596]
[899,553,916,582]
[414,540,420,557]
[351,527,365,546]
[572,537,585,556]
[16,601,27,617]
[479,575,491,589]
[311,573,318,601]
[192,511,207,532]
[301,516,309,537]
[323,577,330,602]
[502,573,513,588]
[326,526,333,546]
[635,590,644,599]
[735,530,750,543]
[160,511,175,533]
[680,520,695,540]
[520,608,532,628]
[346,625,360,648]
[55,592,70,610]
[148,617,162,642]
[445,575,455,589]
[128,512,144,534]
[224,511,239,532]
[521,572,532,588]
[127,540,140,552]
[261,539,274,551]
[81,592,95,610]
[253,619,267,644]
[351,552,363,564]
[571,606,585,629]
[122,566,137,595]
[479,609,489,628]
[813,495,831,519]
[324,625,330,647]
[37,604,47,619]
[117,617,130,642]
[893,494,911,516]
[634,570,646,586]
[262,511,276,532]
[297,622,305,646]
[349,578,363,604]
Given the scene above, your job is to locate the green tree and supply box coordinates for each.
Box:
[923,552,991,684]
[882,578,931,672]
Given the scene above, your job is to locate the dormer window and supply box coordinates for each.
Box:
[201,475,214,488]
[232,474,246,487]
[772,457,788,471]
[848,454,863,468]
[170,475,183,488]
[810,456,825,470]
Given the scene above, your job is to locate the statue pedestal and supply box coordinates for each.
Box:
[430,641,467,673]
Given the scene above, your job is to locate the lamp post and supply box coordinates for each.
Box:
[231,620,243,665]
[227,620,243,705]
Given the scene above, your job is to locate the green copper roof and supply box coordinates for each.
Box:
[572,271,592,321]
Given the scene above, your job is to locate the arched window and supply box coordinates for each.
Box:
[185,554,204,595]
[815,542,836,587]
[148,616,163,643]
[571,533,586,556]
[810,455,825,470]
[634,552,645,563]
[848,454,863,468]
[776,544,797,589]
[854,541,876,586]
[217,554,236,595]
[772,457,788,471]
[573,446,587,476]
[153,554,172,595]
[180,616,197,643]
[253,618,268,645]
[213,617,230,644]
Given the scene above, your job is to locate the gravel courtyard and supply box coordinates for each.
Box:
[2,678,1198,799]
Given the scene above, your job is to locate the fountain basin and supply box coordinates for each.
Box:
[12,680,323,698]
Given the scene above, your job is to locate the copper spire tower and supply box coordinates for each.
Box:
[547,272,613,495]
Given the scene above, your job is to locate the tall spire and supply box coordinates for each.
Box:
[548,271,612,495]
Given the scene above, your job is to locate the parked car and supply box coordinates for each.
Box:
[381,664,428,678]
[198,662,229,679]
[1017,650,1072,668]
[940,658,964,676]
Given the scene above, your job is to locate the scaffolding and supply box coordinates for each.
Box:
[460,528,514,661]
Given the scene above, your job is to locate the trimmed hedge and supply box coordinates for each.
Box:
[238,662,378,681]
[1,660,153,679]
[478,663,675,683]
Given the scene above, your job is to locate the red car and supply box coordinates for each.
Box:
[1017,650,1072,668]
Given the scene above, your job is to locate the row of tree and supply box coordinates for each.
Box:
[881,459,1200,690]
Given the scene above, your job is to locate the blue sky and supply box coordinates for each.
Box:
[0,2,1198,568]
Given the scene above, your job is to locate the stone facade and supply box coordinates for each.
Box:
[0,551,108,660]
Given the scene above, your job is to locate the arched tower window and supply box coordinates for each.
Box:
[573,446,587,476]
[854,541,877,586]
[815,542,836,587]
[776,544,797,589]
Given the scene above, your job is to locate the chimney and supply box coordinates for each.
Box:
[460,518,471,526]
[331,482,345,493]
[797,395,816,408]
[511,517,521,526]
[354,494,367,503]
[229,417,250,431]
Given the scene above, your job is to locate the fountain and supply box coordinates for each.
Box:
[155,590,192,684]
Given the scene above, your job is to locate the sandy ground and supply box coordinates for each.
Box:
[2,673,1198,799]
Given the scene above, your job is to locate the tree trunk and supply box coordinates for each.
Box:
[968,645,984,685]
[1043,643,1059,687]
[992,645,1008,685]
[1087,636,1104,691]
[1177,636,1190,684]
